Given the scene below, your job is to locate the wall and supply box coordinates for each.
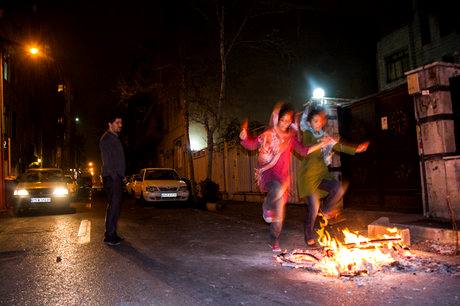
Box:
[407,62,460,220]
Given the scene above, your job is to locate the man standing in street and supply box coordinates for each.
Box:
[100,114,126,245]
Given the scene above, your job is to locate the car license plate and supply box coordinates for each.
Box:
[161,193,177,198]
[31,197,51,203]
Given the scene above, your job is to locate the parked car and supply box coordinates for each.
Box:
[92,175,104,192]
[77,175,93,201]
[125,175,136,196]
[13,168,71,215]
[133,168,190,203]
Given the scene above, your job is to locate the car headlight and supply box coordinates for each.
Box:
[146,186,159,192]
[14,189,29,196]
[53,187,69,197]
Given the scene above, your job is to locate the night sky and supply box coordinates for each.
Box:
[2,0,412,164]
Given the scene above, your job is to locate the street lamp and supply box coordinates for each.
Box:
[312,87,325,100]
[26,44,42,58]
[29,47,39,55]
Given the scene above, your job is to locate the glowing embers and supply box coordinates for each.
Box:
[276,216,411,277]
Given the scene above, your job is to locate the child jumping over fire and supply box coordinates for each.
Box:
[297,103,369,247]
[240,102,333,252]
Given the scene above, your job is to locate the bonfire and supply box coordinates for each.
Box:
[276,215,411,277]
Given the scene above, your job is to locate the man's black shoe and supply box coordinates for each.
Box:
[114,234,124,241]
[103,236,121,246]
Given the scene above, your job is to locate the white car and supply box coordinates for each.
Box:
[133,168,190,203]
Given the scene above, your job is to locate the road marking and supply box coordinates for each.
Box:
[77,220,91,244]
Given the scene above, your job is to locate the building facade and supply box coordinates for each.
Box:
[377,0,460,91]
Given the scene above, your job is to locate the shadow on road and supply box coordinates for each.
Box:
[111,241,164,274]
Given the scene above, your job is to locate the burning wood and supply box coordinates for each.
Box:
[276,216,414,277]
[343,237,402,248]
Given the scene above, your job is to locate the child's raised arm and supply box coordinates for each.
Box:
[240,119,259,150]
[293,135,335,156]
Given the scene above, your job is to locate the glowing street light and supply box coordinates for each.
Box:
[29,47,39,55]
[26,44,42,58]
[75,117,80,123]
[312,87,325,100]
[88,162,93,167]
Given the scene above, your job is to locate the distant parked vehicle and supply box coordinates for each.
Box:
[133,168,190,203]
[77,175,93,201]
[13,168,71,216]
[92,175,104,192]
[125,175,136,196]
[65,175,78,199]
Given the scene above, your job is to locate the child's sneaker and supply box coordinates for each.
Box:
[270,240,282,253]
[263,209,275,223]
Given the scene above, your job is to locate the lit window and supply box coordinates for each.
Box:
[58,84,64,92]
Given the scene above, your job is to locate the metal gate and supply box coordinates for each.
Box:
[339,84,423,213]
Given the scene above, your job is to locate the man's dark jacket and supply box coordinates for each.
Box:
[99,131,126,179]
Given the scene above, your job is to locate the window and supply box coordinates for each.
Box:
[385,49,410,83]
[145,169,179,180]
[438,11,459,37]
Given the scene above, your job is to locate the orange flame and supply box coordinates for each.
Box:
[314,215,404,277]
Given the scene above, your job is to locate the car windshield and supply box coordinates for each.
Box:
[144,170,179,180]
[20,170,64,183]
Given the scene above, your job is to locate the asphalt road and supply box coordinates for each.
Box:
[0,194,459,305]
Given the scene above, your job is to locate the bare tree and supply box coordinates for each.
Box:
[187,0,298,180]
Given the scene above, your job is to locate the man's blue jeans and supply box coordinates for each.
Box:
[103,175,123,239]
[305,179,344,241]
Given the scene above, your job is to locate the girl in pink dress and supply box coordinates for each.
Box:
[240,102,331,251]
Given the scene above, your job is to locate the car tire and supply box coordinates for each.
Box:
[140,192,147,205]
[62,202,74,214]
[13,203,25,217]
[135,192,143,205]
